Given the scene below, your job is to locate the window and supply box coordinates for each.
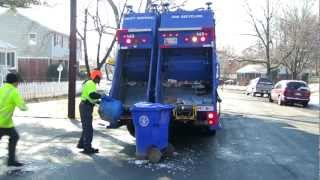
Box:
[29,33,37,45]
[6,52,15,67]
[60,35,64,47]
[258,78,273,85]
[0,52,5,65]
[287,82,307,90]
[54,34,58,46]
[64,36,69,48]
[275,83,282,89]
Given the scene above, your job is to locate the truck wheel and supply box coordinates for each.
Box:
[147,147,162,163]
[201,127,216,136]
[126,120,135,137]
[302,102,308,107]
[207,129,216,136]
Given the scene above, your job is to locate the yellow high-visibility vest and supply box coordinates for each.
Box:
[80,80,99,104]
[0,83,28,128]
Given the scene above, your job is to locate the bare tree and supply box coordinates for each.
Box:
[77,9,90,77]
[77,0,128,78]
[276,0,318,79]
[0,0,40,8]
[146,0,189,12]
[243,0,278,78]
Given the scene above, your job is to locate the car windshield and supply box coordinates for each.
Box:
[258,78,272,85]
[287,82,307,90]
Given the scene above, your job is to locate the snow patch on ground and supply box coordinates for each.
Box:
[128,158,189,175]
[127,148,203,176]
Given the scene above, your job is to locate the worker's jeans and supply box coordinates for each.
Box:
[0,128,19,163]
[78,102,94,150]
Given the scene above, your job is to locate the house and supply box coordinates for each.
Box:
[236,64,267,85]
[219,59,242,81]
[0,7,82,81]
[0,40,17,85]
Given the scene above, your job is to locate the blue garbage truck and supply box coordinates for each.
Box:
[108,4,221,136]
[155,6,221,134]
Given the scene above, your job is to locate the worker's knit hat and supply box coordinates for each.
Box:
[6,73,20,83]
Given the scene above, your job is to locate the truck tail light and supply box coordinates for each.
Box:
[125,38,132,44]
[184,37,190,43]
[200,36,206,42]
[305,91,310,97]
[201,27,215,41]
[116,29,128,42]
[207,112,218,126]
[192,36,198,43]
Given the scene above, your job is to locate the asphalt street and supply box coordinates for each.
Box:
[0,89,318,180]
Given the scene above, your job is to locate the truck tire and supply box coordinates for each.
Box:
[302,101,308,107]
[207,129,216,136]
[126,120,135,137]
[201,127,216,136]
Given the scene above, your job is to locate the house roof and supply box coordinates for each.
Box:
[0,40,16,50]
[0,6,69,36]
[236,64,267,74]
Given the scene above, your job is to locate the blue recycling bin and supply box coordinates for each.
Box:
[131,102,174,157]
[99,95,123,126]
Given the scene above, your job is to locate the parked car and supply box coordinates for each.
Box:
[269,80,310,107]
[246,77,273,97]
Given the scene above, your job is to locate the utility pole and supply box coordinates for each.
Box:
[317,0,320,76]
[68,0,77,119]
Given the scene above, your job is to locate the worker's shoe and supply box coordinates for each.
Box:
[8,161,24,167]
[76,143,84,149]
[106,124,119,129]
[106,122,122,129]
[82,148,99,155]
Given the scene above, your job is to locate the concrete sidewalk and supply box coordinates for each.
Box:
[15,98,82,119]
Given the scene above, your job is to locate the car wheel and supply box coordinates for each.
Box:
[269,96,273,102]
[277,96,284,106]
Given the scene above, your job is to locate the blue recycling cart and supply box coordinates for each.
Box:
[131,102,174,162]
[99,96,123,127]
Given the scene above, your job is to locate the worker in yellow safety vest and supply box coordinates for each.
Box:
[77,69,102,154]
[0,73,28,167]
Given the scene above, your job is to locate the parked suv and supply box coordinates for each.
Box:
[246,77,273,97]
[269,80,310,107]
